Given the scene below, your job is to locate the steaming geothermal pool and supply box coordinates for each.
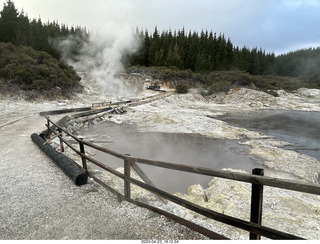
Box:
[78,122,262,194]
[217,109,320,161]
[78,109,320,193]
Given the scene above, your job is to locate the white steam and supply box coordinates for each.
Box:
[56,25,140,97]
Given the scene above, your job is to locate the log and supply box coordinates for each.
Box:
[72,107,113,119]
[31,133,87,186]
[40,107,92,116]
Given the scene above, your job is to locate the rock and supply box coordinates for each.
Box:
[297,88,320,97]
[187,184,207,202]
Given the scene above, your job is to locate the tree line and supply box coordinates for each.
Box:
[1,0,319,89]
[274,48,320,85]
[130,27,276,75]
[0,0,87,59]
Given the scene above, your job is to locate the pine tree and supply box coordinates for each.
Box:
[215,34,227,70]
[15,9,30,45]
[148,27,160,66]
[0,0,19,43]
[126,26,276,75]
[225,38,234,70]
[166,43,183,69]
[248,48,259,75]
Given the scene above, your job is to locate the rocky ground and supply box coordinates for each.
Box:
[101,86,320,240]
[1,77,320,240]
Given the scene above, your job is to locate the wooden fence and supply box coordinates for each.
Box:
[43,116,320,240]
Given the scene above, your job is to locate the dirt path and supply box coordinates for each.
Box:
[0,96,207,240]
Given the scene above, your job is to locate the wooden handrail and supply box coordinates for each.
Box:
[45,116,320,195]
[44,116,319,240]
[52,139,302,239]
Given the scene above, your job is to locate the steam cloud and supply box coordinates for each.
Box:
[55,25,140,97]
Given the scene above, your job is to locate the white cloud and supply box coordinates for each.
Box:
[2,0,320,54]
[283,0,320,8]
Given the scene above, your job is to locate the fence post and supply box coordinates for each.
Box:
[79,138,87,171]
[124,154,134,199]
[250,168,264,240]
[58,128,64,152]
[47,118,51,139]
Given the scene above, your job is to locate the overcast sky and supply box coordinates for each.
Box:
[2,0,320,55]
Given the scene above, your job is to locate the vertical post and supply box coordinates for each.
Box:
[47,118,51,139]
[58,128,64,152]
[250,168,264,240]
[124,154,133,199]
[79,138,87,171]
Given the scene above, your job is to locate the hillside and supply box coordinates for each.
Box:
[0,42,82,99]
[127,65,319,95]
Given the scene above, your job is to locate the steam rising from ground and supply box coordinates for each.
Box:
[56,25,140,97]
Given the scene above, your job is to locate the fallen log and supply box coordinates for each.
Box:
[72,107,113,119]
[31,133,87,186]
[40,107,92,116]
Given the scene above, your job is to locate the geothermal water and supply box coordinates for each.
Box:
[217,110,320,161]
[78,122,262,194]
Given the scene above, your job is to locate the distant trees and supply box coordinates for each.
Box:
[0,1,83,94]
[0,0,87,59]
[130,27,320,88]
[130,27,276,75]
[0,0,19,43]
[273,48,320,87]
[1,0,319,90]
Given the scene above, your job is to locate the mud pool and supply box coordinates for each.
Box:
[78,122,262,194]
[217,110,320,161]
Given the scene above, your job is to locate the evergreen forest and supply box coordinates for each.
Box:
[130,27,276,75]
[0,0,88,59]
[1,0,320,95]
[130,28,320,89]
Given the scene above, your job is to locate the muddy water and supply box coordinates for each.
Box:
[218,110,320,161]
[78,122,262,194]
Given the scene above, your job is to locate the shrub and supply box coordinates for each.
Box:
[175,83,189,94]
[0,42,81,92]
[208,81,232,94]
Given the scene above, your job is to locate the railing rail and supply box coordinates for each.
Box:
[43,116,320,240]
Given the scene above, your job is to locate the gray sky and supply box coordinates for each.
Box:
[2,0,320,55]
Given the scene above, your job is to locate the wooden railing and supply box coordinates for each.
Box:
[44,116,320,240]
